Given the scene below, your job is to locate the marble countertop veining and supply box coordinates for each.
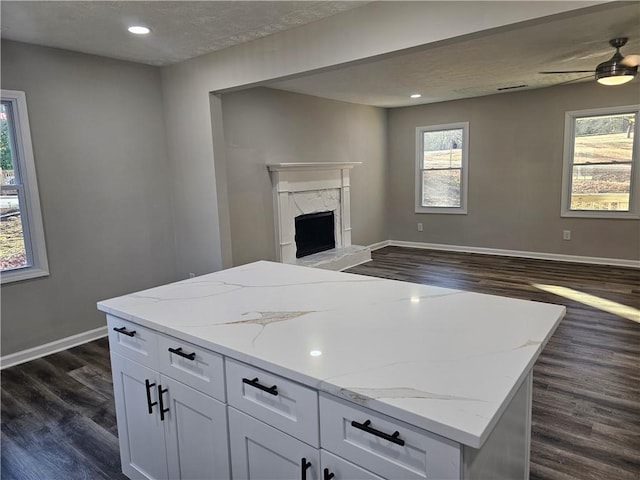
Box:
[97,260,565,448]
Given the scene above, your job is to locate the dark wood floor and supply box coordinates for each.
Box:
[1,338,127,480]
[1,246,638,479]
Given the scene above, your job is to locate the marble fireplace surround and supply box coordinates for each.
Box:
[267,162,370,269]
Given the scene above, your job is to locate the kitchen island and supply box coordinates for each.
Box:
[98,260,564,479]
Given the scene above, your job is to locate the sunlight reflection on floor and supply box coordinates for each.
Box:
[531,283,640,323]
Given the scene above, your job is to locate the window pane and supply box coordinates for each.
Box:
[573,113,634,165]
[0,189,28,270]
[570,163,631,211]
[422,169,461,207]
[1,102,16,186]
[423,129,463,169]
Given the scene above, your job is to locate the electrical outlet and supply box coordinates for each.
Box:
[563,230,571,241]
[417,223,423,232]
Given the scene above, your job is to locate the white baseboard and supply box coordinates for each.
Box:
[1,326,108,370]
[368,240,391,251]
[385,240,640,269]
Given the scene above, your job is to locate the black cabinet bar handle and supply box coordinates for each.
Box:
[144,379,157,414]
[350,419,405,446]
[113,326,136,337]
[301,458,312,480]
[323,468,335,480]
[242,377,278,396]
[168,347,196,361]
[158,385,169,421]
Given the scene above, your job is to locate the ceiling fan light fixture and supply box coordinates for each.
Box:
[597,74,635,86]
[595,58,637,84]
[595,41,638,86]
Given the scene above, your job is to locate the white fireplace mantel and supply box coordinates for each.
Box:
[267,162,362,172]
[267,162,363,266]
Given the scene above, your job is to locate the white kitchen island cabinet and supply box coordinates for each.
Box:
[98,260,564,480]
[108,318,230,480]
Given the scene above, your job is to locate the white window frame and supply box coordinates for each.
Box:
[1,89,49,284]
[561,105,640,219]
[415,122,469,214]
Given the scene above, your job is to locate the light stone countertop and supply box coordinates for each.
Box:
[97,260,565,448]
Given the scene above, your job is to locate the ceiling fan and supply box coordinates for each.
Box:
[540,37,639,86]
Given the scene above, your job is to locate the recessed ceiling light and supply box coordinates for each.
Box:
[128,25,150,35]
[410,94,422,98]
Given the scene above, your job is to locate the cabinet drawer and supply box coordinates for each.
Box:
[320,393,461,480]
[157,334,225,401]
[107,315,157,368]
[226,358,319,447]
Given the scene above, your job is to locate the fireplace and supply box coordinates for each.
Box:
[295,211,335,258]
[267,162,371,270]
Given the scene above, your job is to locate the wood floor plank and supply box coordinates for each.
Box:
[1,433,103,480]
[1,389,117,480]
[1,342,125,479]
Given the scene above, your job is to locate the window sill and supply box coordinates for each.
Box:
[561,211,640,220]
[1,266,49,285]
[415,208,468,215]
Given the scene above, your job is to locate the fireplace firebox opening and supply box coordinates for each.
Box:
[295,211,335,258]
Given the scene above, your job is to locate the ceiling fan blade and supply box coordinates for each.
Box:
[621,54,640,67]
[539,70,595,74]
[551,75,594,87]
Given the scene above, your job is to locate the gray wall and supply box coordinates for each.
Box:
[159,1,589,276]
[1,41,178,355]
[388,80,640,260]
[220,87,387,266]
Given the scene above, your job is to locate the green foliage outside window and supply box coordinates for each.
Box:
[1,105,13,170]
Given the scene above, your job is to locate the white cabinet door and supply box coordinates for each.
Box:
[320,450,385,480]
[228,407,320,480]
[160,375,230,480]
[110,353,168,480]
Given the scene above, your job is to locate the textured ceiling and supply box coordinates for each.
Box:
[1,1,638,107]
[0,1,366,66]
[268,2,640,107]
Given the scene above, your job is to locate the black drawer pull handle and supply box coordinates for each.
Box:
[242,377,278,396]
[158,385,169,421]
[301,457,312,480]
[144,379,157,414]
[113,326,136,337]
[168,347,196,361]
[351,419,405,446]
[323,468,335,480]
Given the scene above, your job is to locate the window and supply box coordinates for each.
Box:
[1,90,48,283]
[415,122,469,214]
[561,105,639,218]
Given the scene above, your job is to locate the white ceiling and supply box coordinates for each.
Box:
[0,1,366,66]
[268,1,640,107]
[1,1,639,107]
